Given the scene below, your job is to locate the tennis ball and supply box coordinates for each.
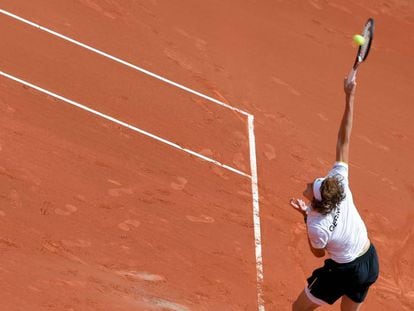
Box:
[353,34,365,46]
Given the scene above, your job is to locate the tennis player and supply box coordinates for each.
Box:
[290,78,379,310]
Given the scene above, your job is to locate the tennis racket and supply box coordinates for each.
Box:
[347,18,375,84]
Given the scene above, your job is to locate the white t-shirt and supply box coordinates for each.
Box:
[307,162,369,263]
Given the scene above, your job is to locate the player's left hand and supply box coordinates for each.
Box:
[290,198,308,216]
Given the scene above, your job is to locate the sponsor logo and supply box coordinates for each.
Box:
[329,207,341,232]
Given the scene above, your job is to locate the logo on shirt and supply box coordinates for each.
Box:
[329,207,341,232]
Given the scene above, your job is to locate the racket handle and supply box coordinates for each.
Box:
[347,68,357,84]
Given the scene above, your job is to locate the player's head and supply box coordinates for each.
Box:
[303,175,345,215]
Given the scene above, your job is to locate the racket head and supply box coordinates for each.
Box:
[353,18,375,68]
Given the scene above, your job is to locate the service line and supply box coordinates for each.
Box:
[0,70,250,178]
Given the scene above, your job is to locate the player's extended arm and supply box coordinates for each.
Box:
[336,78,356,164]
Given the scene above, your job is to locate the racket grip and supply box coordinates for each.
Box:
[347,68,357,84]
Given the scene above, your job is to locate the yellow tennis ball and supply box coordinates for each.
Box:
[353,34,365,46]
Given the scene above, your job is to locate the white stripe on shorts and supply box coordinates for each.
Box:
[305,285,328,306]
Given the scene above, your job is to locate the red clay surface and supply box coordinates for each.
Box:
[1,1,413,310]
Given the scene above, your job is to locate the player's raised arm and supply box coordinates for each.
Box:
[336,79,356,164]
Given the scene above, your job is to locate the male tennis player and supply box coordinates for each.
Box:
[290,78,379,310]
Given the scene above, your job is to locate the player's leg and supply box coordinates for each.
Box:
[340,295,362,311]
[343,243,379,311]
[292,289,320,311]
[295,262,344,310]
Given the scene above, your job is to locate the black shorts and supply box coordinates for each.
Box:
[306,243,379,305]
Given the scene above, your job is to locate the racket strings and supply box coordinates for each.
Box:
[359,21,373,59]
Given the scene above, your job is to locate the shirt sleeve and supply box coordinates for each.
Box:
[307,224,329,249]
[328,161,349,186]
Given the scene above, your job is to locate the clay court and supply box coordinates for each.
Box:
[0,1,413,310]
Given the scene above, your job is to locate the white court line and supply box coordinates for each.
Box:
[0,8,266,310]
[0,70,250,178]
[0,8,250,117]
[248,115,265,311]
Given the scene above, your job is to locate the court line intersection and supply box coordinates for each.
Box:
[0,8,265,310]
